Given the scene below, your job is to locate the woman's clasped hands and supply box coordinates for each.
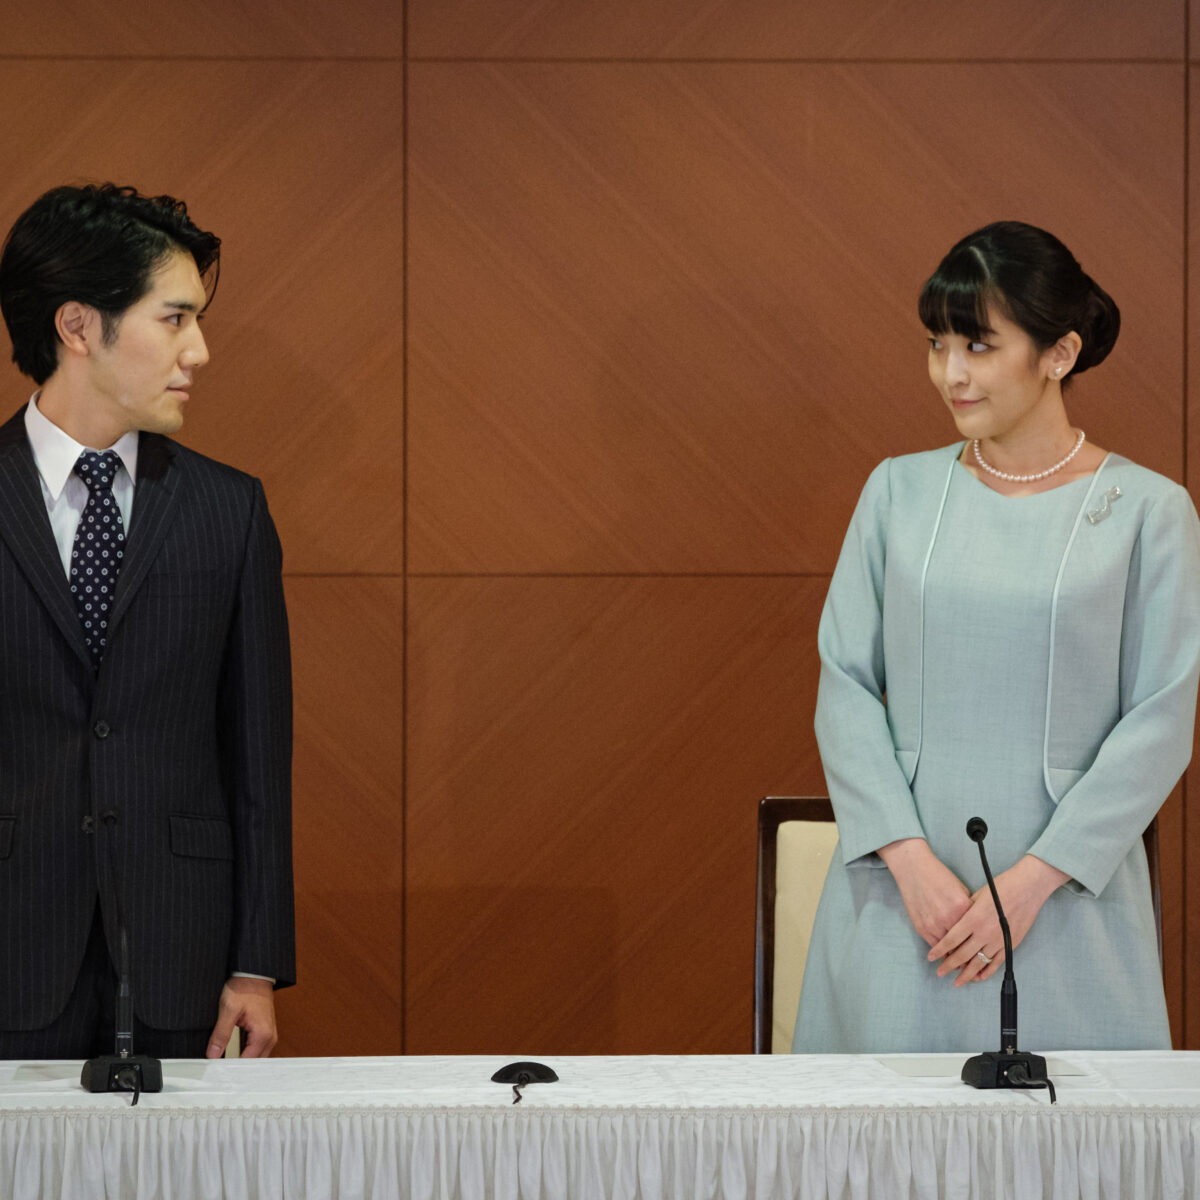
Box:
[880,838,1069,986]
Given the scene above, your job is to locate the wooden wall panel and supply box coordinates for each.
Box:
[1160,784,1185,1044]
[410,0,1181,60]
[0,0,404,57]
[405,577,825,1053]
[1185,81,1200,1047]
[409,62,1183,576]
[276,578,404,1057]
[0,61,404,575]
[0,0,1193,1060]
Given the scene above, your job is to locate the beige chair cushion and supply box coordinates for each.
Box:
[771,820,840,1053]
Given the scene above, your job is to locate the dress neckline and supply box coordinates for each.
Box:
[951,450,1114,500]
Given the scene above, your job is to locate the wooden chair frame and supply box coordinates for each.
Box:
[753,796,834,1054]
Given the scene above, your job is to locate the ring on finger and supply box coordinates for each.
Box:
[975,950,992,965]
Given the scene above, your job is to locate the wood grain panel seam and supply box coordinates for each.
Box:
[406,572,834,579]
[407,57,1186,66]
[0,55,407,63]
[401,0,411,1057]
[1183,10,1191,1048]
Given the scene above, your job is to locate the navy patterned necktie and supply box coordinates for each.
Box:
[70,450,126,667]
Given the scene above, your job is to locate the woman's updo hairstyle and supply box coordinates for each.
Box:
[918,220,1120,377]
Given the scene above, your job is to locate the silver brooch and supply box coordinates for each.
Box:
[1087,486,1122,525]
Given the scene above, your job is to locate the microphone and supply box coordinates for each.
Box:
[82,893,163,1104]
[959,817,1056,1103]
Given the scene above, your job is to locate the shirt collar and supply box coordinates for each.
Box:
[24,394,139,501]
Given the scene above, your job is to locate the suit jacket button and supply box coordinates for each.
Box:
[101,810,118,825]
[93,721,110,739]
[81,815,95,833]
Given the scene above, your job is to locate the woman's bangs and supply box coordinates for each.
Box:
[918,265,994,342]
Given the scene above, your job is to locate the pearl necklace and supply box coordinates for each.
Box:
[973,430,1086,483]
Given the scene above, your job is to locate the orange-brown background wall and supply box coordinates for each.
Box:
[0,1,1196,1052]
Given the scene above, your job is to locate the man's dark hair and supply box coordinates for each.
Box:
[0,183,221,385]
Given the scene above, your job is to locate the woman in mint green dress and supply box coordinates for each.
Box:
[794,222,1200,1053]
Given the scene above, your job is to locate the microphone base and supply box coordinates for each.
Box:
[81,1054,163,1095]
[961,1050,1048,1090]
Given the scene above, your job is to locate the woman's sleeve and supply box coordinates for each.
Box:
[815,458,927,866]
[1028,484,1200,897]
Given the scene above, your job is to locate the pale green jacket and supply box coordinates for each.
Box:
[816,443,1200,899]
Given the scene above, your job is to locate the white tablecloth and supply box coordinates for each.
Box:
[2,1052,1199,1199]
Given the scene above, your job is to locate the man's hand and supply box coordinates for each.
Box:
[206,977,278,1059]
[927,854,1070,985]
[878,837,972,947]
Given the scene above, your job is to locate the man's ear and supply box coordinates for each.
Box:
[54,301,102,359]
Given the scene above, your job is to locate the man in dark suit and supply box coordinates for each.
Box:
[0,184,294,1059]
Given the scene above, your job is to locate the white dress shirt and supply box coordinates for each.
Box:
[24,395,138,574]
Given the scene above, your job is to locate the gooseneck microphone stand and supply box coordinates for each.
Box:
[81,852,164,1105]
[80,927,164,1104]
[960,817,1056,1103]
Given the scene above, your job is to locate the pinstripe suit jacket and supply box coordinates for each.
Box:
[0,407,294,1031]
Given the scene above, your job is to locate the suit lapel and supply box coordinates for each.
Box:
[108,431,180,637]
[0,409,94,668]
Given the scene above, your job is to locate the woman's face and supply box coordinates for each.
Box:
[926,304,1060,443]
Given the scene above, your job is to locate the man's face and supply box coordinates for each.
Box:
[87,250,209,436]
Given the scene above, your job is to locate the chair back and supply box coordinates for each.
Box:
[1144,816,1163,968]
[754,796,837,1053]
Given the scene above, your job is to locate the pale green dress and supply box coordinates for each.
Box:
[793,447,1200,1053]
